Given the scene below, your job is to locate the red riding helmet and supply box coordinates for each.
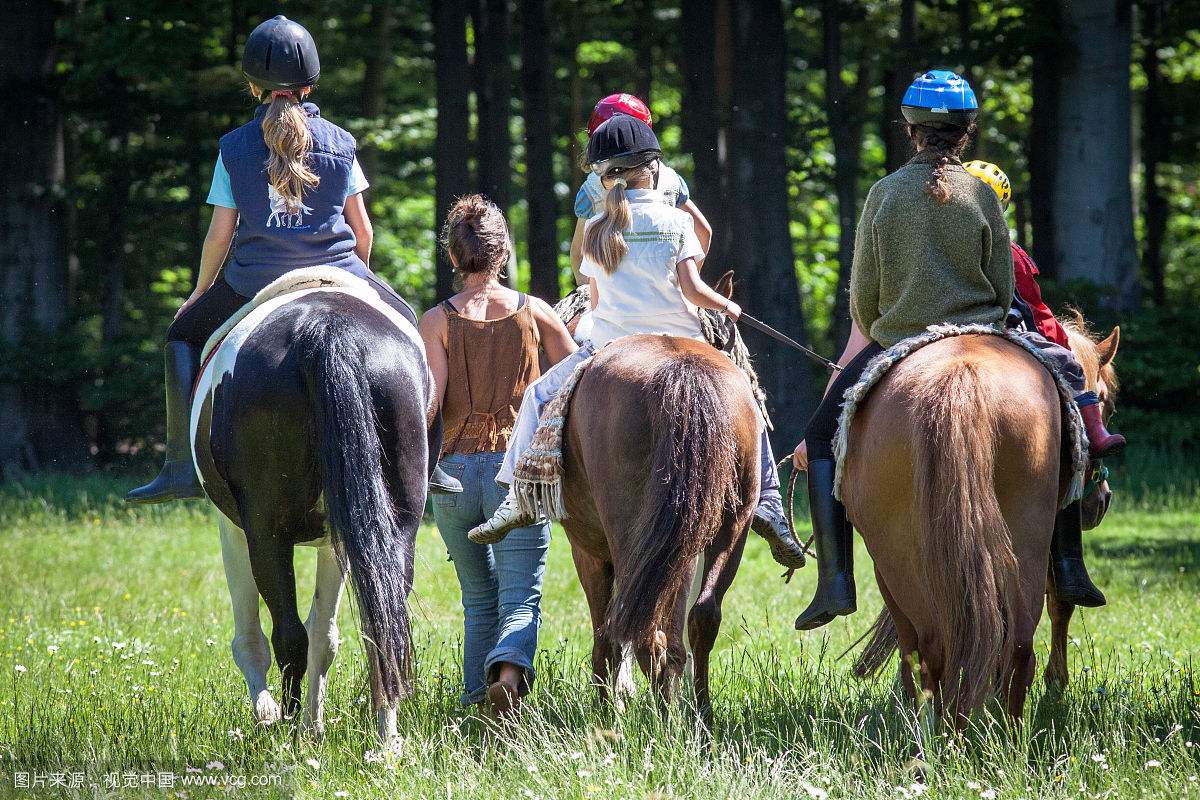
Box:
[587,93,652,136]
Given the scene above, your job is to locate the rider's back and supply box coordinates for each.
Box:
[850,153,1015,348]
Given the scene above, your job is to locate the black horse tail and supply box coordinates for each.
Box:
[295,314,413,706]
[606,352,741,660]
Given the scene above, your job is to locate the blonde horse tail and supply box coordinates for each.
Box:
[605,353,741,657]
[911,361,1021,715]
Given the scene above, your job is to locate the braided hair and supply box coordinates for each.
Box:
[907,123,977,204]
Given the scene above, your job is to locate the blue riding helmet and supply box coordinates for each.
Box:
[901,69,978,128]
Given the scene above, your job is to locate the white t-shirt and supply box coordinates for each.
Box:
[579,189,706,348]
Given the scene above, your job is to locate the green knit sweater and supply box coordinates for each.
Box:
[849,152,1014,348]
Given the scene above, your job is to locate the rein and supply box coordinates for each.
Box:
[777,455,816,580]
[1082,462,1110,500]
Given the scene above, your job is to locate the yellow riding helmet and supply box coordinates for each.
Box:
[963,160,1011,208]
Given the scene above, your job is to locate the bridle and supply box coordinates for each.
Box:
[1082,461,1110,500]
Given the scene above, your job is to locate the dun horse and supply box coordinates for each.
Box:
[191,273,429,746]
[843,320,1120,727]
[560,334,761,722]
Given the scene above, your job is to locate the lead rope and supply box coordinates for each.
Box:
[776,455,816,582]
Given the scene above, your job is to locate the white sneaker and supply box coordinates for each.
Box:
[468,494,535,545]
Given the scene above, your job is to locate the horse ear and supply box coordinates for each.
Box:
[714,270,736,300]
[1097,326,1120,368]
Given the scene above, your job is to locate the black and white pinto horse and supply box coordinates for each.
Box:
[189,268,429,747]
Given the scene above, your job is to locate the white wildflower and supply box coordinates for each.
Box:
[1091,753,1106,763]
[305,758,320,769]
[205,761,225,771]
[14,664,26,674]
[981,790,996,800]
[1145,760,1162,769]
[801,782,828,800]
[47,645,59,654]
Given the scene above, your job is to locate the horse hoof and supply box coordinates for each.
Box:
[299,719,325,741]
[254,692,283,726]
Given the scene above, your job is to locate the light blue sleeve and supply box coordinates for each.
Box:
[206,154,237,209]
[675,174,691,207]
[347,157,369,196]
[574,173,602,219]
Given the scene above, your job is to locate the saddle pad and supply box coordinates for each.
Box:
[832,323,1088,508]
[201,266,401,361]
[511,352,597,522]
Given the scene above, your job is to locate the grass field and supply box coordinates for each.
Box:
[0,452,1197,798]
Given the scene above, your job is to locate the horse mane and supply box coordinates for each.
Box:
[1059,309,1119,398]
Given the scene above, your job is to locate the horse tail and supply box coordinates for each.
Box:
[851,610,899,680]
[910,361,1021,714]
[606,353,742,654]
[295,314,412,706]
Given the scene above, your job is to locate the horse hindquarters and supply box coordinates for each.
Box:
[603,353,745,688]
[294,312,420,728]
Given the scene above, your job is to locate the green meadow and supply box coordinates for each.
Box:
[0,452,1196,798]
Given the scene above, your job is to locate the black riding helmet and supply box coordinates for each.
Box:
[587,114,663,176]
[242,16,321,92]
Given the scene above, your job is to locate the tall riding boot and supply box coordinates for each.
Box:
[125,342,205,504]
[427,410,462,495]
[794,459,857,630]
[1050,499,1106,607]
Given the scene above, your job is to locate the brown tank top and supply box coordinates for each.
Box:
[440,294,542,456]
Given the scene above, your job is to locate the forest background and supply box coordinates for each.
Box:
[3,0,1198,475]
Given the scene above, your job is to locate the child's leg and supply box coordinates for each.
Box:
[750,428,807,570]
[497,342,594,487]
[127,278,249,505]
[1015,331,1086,396]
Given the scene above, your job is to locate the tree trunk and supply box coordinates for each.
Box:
[822,0,868,352]
[1027,1,1060,279]
[0,0,89,476]
[729,0,814,448]
[359,2,395,191]
[434,0,472,302]
[1139,0,1167,307]
[881,0,918,174]
[1052,0,1139,307]
[680,0,722,267]
[520,0,560,301]
[632,0,654,104]
[472,0,513,213]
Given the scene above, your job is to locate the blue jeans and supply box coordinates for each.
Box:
[431,451,550,706]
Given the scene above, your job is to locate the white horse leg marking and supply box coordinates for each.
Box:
[218,514,281,725]
[612,642,636,713]
[366,651,400,753]
[301,544,346,739]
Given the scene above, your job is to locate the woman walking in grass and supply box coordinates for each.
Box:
[418,196,577,715]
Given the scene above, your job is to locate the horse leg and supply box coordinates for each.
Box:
[301,544,346,739]
[1044,579,1075,694]
[570,543,626,707]
[688,519,750,730]
[242,518,308,719]
[218,513,281,725]
[638,578,692,711]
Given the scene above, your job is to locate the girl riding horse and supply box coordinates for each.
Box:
[126,15,458,504]
[468,114,807,569]
[793,70,1117,631]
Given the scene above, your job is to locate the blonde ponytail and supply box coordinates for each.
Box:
[261,91,320,209]
[583,165,652,274]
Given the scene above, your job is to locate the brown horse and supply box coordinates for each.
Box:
[850,319,1122,711]
[560,334,761,722]
[842,333,1067,726]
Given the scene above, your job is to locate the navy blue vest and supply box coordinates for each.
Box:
[219,103,367,295]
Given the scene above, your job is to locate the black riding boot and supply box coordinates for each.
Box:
[1050,499,1106,607]
[126,342,205,504]
[427,410,462,495]
[794,459,857,630]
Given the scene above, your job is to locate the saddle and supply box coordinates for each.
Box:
[832,323,1089,508]
[202,267,375,360]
